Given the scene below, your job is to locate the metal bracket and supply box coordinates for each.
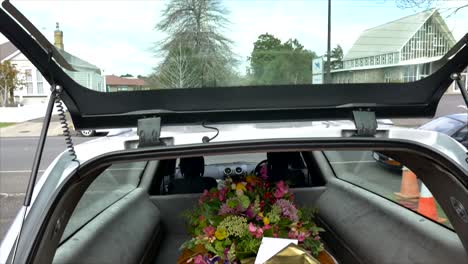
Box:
[137,117,161,147]
[352,110,377,137]
[451,72,468,110]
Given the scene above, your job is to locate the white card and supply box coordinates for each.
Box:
[254,237,298,264]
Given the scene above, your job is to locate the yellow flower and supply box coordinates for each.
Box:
[258,212,264,218]
[215,228,227,240]
[236,183,247,191]
[263,217,270,225]
[246,175,257,184]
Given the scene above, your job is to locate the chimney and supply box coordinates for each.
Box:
[54,22,64,50]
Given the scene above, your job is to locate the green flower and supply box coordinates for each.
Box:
[253,196,261,214]
[227,198,239,208]
[266,205,281,224]
[238,195,251,209]
[218,215,249,237]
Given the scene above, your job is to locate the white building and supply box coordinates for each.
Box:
[0,23,105,105]
[326,9,466,94]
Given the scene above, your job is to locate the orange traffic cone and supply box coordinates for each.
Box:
[394,167,420,209]
[417,183,446,223]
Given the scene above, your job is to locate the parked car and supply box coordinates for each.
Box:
[374,113,468,170]
[1,2,468,264]
[419,114,468,148]
[77,129,102,137]
[77,128,134,137]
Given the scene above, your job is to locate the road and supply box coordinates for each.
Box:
[0,136,92,240]
[0,136,402,240]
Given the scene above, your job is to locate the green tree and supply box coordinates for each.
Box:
[0,61,22,106]
[155,0,236,88]
[330,45,343,70]
[249,33,317,85]
[120,73,134,78]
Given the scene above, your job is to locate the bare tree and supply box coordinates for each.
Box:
[395,0,435,9]
[155,0,236,88]
[158,44,200,88]
[395,0,468,17]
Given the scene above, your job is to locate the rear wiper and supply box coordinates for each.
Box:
[1,0,75,71]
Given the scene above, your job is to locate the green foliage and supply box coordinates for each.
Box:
[235,235,262,259]
[248,33,317,85]
[303,237,325,257]
[119,73,134,78]
[325,44,344,70]
[0,61,23,106]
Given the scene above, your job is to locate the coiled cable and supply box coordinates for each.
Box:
[55,94,79,164]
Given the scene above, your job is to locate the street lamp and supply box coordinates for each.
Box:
[326,0,331,84]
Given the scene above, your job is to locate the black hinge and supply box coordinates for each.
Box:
[352,110,377,137]
[137,117,161,147]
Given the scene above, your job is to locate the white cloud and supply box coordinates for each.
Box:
[3,0,467,76]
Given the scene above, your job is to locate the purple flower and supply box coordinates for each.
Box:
[219,203,243,215]
[245,206,255,218]
[207,256,221,264]
[275,199,299,222]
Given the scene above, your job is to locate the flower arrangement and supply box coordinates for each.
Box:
[179,174,324,264]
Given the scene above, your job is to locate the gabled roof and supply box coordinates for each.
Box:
[57,48,101,73]
[0,41,17,61]
[0,40,100,73]
[344,9,446,60]
[105,75,146,86]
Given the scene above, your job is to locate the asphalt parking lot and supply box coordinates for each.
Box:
[0,136,91,239]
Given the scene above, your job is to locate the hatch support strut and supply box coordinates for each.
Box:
[23,88,58,206]
[451,72,468,110]
[11,85,60,263]
[352,110,377,137]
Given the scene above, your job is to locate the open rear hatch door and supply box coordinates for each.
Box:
[0,0,467,130]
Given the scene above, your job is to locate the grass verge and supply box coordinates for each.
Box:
[0,122,14,128]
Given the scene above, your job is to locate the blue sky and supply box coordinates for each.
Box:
[2,0,467,76]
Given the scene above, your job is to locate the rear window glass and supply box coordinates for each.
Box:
[10,0,468,90]
[60,161,147,243]
[158,152,315,195]
[324,150,453,230]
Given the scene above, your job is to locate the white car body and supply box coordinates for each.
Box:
[1,121,467,262]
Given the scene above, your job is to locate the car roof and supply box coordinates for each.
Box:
[70,122,468,171]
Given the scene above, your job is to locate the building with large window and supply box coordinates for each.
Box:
[0,23,105,105]
[329,9,466,93]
